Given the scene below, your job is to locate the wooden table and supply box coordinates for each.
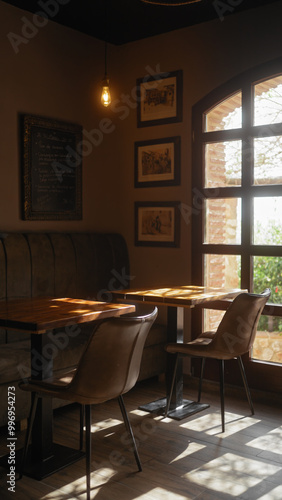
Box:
[0,297,135,479]
[112,285,244,420]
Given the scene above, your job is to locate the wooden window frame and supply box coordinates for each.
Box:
[191,57,282,394]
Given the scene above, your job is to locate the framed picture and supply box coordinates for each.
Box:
[21,114,82,220]
[137,70,183,127]
[135,201,180,247]
[135,136,180,188]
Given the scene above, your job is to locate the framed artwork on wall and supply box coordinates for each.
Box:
[21,114,82,220]
[134,136,180,188]
[136,70,183,127]
[135,201,180,247]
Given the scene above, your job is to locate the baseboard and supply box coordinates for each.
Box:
[183,374,282,407]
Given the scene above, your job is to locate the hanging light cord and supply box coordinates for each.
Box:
[100,0,111,107]
[104,0,108,77]
[104,41,108,77]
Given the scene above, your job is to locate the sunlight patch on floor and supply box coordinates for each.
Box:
[185,452,281,496]
[90,417,123,432]
[213,452,281,478]
[40,469,114,500]
[180,411,260,436]
[257,484,282,500]
[247,427,282,454]
[134,487,193,499]
[131,409,152,416]
[205,414,260,437]
[179,411,221,432]
[170,442,206,463]
[41,481,191,500]
[187,470,259,497]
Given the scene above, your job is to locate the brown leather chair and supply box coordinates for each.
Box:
[165,289,271,432]
[19,304,158,499]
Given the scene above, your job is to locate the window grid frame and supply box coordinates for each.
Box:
[191,58,282,393]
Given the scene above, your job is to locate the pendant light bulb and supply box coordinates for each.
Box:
[101,77,111,107]
[101,39,111,107]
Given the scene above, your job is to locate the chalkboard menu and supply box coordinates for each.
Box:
[22,114,82,220]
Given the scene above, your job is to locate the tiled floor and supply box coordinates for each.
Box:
[0,379,281,499]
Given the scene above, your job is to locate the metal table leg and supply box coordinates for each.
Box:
[139,306,209,420]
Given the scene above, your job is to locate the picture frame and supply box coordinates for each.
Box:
[134,136,180,188]
[136,70,183,127]
[135,201,180,247]
[21,114,82,220]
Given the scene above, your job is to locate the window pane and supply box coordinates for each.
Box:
[254,136,282,185]
[253,256,282,303]
[205,141,242,188]
[254,75,282,126]
[252,317,282,364]
[205,254,241,290]
[253,255,282,363]
[204,254,241,331]
[253,197,282,245]
[205,92,242,132]
[204,198,241,244]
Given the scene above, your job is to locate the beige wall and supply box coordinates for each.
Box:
[1,0,282,294]
[0,2,111,231]
[111,1,282,288]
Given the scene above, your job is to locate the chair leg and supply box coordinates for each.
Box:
[237,356,254,415]
[18,393,39,480]
[165,353,179,417]
[219,359,225,433]
[79,404,85,450]
[118,395,142,472]
[85,405,92,500]
[198,358,206,402]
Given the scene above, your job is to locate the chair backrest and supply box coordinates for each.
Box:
[210,289,271,358]
[68,304,158,404]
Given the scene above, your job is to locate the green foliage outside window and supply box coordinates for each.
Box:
[253,221,282,332]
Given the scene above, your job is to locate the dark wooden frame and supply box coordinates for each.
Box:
[191,56,282,394]
[137,70,183,127]
[22,114,82,220]
[134,136,181,188]
[135,201,180,247]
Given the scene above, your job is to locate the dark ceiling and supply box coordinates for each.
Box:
[2,0,280,45]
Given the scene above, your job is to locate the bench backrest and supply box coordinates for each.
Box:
[0,232,130,343]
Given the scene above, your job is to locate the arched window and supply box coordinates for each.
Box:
[192,58,282,393]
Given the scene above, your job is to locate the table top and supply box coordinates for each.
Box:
[111,285,245,308]
[0,297,135,333]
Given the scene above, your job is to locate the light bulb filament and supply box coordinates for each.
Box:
[101,78,111,107]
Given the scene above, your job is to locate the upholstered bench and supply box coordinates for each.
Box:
[0,232,167,427]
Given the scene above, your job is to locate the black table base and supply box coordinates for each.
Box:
[138,307,210,420]
[139,397,210,421]
[0,444,85,481]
